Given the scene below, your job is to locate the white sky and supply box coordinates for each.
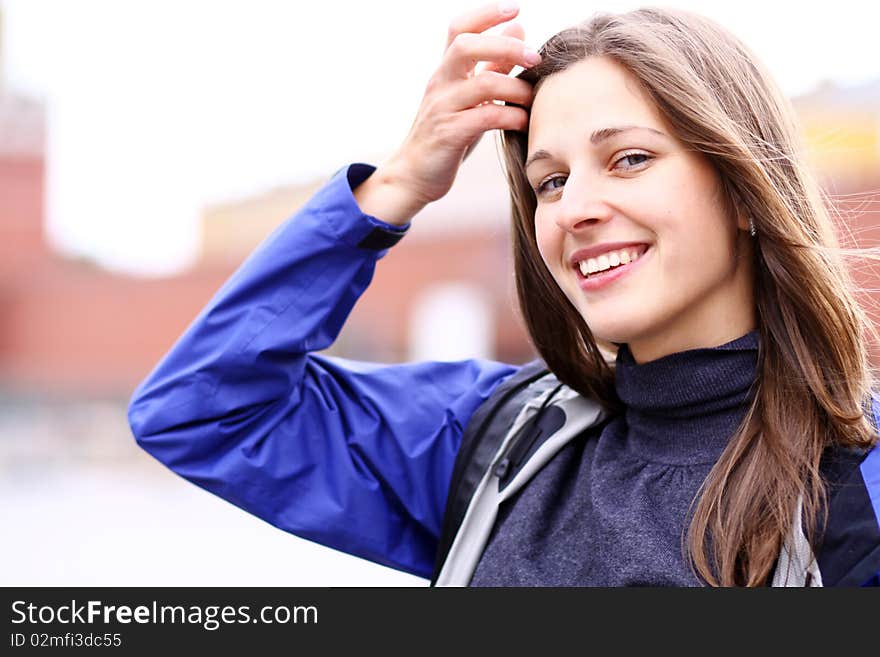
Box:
[3,0,879,277]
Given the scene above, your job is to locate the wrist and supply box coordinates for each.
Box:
[352,159,427,227]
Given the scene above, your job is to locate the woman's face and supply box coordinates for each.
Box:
[525,56,756,363]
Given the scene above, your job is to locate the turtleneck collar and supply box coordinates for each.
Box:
[613,330,760,465]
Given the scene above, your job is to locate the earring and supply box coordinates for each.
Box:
[748,216,757,238]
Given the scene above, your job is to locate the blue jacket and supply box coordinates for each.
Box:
[128,163,518,579]
[128,163,880,585]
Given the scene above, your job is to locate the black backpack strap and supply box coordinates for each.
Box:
[429,358,551,585]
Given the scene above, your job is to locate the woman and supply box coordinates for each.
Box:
[128,3,880,586]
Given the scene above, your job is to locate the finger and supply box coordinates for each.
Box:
[478,21,527,76]
[461,102,530,135]
[445,1,521,50]
[443,71,535,112]
[440,32,540,82]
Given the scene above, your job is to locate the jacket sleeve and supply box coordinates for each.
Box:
[127,163,519,580]
[859,398,880,586]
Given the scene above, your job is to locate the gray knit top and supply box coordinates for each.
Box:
[469,330,760,586]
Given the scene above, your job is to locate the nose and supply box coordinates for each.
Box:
[553,172,614,233]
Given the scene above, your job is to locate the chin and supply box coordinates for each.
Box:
[582,313,649,347]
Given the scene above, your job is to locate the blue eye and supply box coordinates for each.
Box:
[615,152,652,169]
[535,175,566,195]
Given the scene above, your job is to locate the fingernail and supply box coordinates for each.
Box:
[499,1,519,15]
[524,48,541,66]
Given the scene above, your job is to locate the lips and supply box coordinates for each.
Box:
[573,244,652,291]
[568,242,651,268]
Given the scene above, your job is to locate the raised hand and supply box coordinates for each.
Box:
[353,2,540,226]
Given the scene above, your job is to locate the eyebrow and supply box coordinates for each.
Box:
[524,125,667,172]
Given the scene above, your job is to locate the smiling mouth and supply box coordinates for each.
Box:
[575,244,650,279]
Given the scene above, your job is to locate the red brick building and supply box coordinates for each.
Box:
[0,87,234,397]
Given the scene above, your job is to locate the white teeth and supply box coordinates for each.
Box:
[577,246,645,277]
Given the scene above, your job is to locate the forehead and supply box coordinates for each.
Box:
[528,56,668,150]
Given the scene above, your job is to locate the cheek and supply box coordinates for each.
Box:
[657,170,734,261]
[663,209,737,285]
[533,213,560,270]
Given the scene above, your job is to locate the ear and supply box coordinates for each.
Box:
[735,211,750,232]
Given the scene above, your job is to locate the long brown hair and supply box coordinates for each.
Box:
[499,7,880,586]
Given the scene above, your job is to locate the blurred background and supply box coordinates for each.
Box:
[1,0,879,586]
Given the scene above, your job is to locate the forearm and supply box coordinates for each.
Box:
[128,163,409,434]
